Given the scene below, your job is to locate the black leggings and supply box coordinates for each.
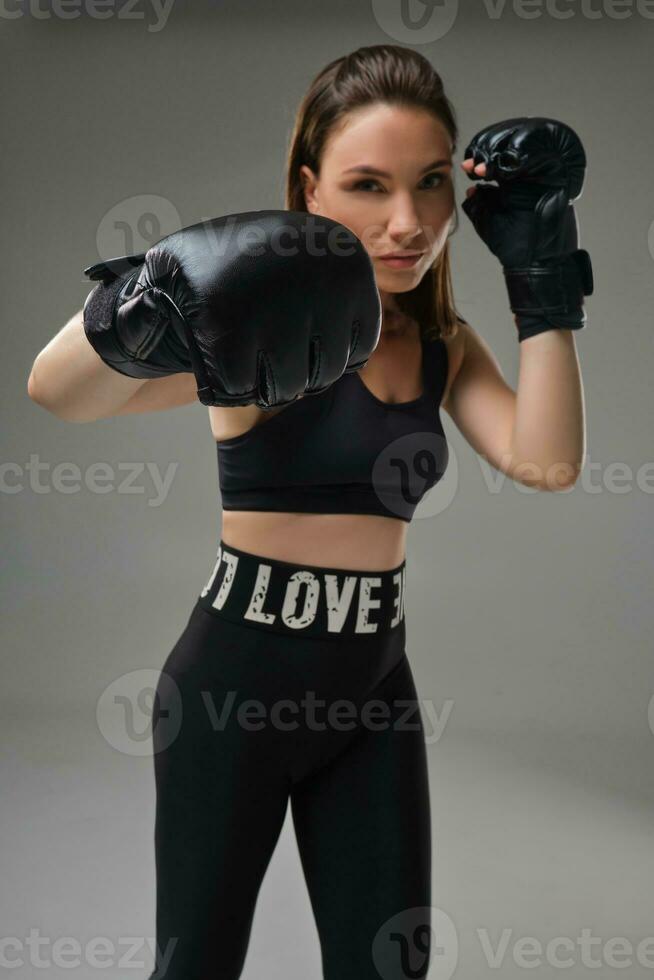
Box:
[150,541,431,979]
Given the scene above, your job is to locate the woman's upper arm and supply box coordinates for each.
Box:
[113,372,198,415]
[442,321,517,471]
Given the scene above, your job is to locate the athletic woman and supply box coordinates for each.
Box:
[27,44,589,980]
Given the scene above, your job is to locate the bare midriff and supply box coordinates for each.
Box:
[220,510,408,572]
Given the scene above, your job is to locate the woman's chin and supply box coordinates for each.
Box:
[375,268,423,293]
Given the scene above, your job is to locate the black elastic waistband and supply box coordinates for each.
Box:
[198,540,406,638]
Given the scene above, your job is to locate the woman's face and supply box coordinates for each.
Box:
[300,102,455,299]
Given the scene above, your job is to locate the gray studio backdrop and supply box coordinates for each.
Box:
[4,1,653,978]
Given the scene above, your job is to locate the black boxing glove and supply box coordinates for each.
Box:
[461,117,594,342]
[83,210,382,407]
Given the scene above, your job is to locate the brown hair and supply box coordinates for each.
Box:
[284,43,462,341]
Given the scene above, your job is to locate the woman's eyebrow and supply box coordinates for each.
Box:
[342,159,452,177]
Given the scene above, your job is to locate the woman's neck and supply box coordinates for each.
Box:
[380,305,416,339]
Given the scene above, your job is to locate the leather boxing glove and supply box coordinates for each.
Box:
[461,117,594,342]
[83,210,382,407]
[83,251,191,378]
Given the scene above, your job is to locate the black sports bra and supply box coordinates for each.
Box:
[216,335,449,522]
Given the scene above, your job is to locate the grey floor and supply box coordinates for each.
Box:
[5,711,653,979]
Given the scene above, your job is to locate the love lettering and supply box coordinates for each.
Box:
[201,547,405,633]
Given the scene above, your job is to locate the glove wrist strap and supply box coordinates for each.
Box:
[82,253,192,379]
[504,249,594,317]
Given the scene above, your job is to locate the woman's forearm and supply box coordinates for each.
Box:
[27,310,145,422]
[510,328,586,488]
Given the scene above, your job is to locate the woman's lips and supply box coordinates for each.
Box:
[377,252,424,269]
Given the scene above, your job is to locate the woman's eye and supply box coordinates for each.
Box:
[422,172,445,189]
[352,179,382,192]
[351,173,445,193]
